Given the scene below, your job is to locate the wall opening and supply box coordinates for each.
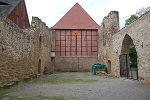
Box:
[107,60,111,74]
[39,35,42,48]
[120,34,138,80]
[38,59,41,74]
[51,57,55,72]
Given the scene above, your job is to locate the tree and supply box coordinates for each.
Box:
[125,6,150,70]
[129,41,137,69]
[136,6,150,17]
[125,15,138,26]
[125,6,150,26]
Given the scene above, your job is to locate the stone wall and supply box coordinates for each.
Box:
[0,15,52,85]
[98,11,150,85]
[54,57,98,72]
[30,17,52,74]
[112,11,150,84]
[98,11,119,74]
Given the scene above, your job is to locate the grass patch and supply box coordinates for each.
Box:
[52,96,66,100]
[33,77,98,84]
[0,87,11,99]
[35,95,66,100]
[130,67,138,71]
[0,95,67,100]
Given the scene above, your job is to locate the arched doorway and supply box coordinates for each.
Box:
[119,34,138,80]
[38,59,41,74]
[108,60,111,74]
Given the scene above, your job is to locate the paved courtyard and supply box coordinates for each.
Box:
[1,72,150,100]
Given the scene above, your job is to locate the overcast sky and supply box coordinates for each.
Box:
[25,0,150,29]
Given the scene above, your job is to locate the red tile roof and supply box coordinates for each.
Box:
[52,3,99,29]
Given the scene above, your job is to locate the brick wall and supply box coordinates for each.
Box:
[54,29,98,72]
[55,29,97,57]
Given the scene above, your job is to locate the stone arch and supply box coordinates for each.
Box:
[120,34,138,79]
[121,34,132,55]
[107,60,111,74]
[38,59,41,74]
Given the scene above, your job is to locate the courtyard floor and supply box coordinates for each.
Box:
[0,72,150,100]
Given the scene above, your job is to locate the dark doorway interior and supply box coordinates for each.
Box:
[108,60,111,74]
[38,59,41,74]
[120,54,130,78]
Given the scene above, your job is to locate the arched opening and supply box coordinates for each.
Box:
[38,59,41,74]
[120,34,138,80]
[107,60,111,74]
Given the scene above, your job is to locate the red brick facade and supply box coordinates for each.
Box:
[52,3,99,71]
[55,29,97,57]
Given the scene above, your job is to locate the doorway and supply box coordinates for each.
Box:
[120,34,138,80]
[119,54,130,78]
[38,59,41,74]
[107,60,111,74]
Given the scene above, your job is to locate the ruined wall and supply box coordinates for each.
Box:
[98,11,119,74]
[98,10,150,85]
[0,15,36,84]
[0,15,52,85]
[31,17,52,73]
[112,11,150,84]
[50,30,56,71]
[54,57,98,72]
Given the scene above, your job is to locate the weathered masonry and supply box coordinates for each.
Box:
[98,11,150,85]
[0,15,52,85]
[0,1,150,86]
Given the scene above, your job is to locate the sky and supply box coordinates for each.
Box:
[25,0,150,29]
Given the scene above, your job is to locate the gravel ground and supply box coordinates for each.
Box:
[6,72,150,100]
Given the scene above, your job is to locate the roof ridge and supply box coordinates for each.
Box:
[76,3,99,27]
[52,3,99,29]
[52,3,78,28]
